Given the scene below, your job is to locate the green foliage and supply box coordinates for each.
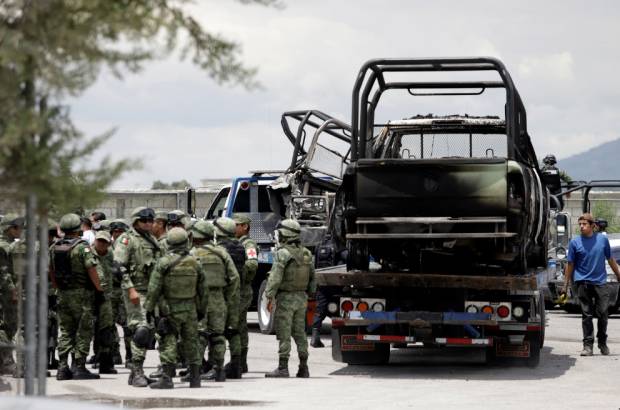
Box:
[591,201,620,233]
[151,179,193,190]
[0,0,273,214]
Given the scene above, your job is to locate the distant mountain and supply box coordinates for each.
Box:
[557,138,620,181]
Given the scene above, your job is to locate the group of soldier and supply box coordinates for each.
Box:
[0,206,316,389]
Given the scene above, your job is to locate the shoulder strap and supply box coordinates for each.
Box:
[164,251,189,275]
[137,230,160,253]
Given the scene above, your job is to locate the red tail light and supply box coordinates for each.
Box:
[341,300,354,312]
[497,305,510,318]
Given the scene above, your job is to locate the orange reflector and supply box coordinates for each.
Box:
[481,305,494,314]
[497,305,510,318]
[341,300,354,312]
[357,301,369,312]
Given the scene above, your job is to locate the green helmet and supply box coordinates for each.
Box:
[213,217,236,238]
[232,214,251,225]
[167,227,188,247]
[276,219,301,241]
[191,220,214,240]
[167,210,189,229]
[130,207,155,225]
[1,214,24,230]
[59,213,82,233]
[95,219,111,231]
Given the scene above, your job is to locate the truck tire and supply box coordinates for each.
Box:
[346,240,369,271]
[257,280,275,335]
[526,332,541,368]
[331,328,390,365]
[539,297,546,348]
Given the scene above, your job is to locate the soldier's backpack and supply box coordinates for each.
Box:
[218,238,247,282]
[53,238,86,290]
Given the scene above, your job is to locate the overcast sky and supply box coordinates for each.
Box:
[70,0,620,188]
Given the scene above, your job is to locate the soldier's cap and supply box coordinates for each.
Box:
[1,214,25,229]
[94,219,111,231]
[154,211,169,221]
[95,230,112,243]
[233,214,251,225]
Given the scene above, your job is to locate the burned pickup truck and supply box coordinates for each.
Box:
[317,57,551,366]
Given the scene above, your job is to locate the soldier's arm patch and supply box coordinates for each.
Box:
[246,247,258,260]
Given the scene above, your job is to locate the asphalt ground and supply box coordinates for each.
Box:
[1,310,620,410]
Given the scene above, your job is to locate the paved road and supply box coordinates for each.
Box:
[2,311,619,409]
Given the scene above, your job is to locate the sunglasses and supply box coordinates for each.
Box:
[138,218,154,223]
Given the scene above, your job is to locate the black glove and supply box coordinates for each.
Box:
[94,291,106,306]
[146,311,155,325]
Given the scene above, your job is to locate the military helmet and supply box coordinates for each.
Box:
[167,227,188,247]
[110,219,129,232]
[191,220,214,240]
[130,207,155,225]
[276,219,301,240]
[59,213,82,233]
[542,154,557,166]
[233,214,251,225]
[94,219,111,231]
[167,209,189,229]
[213,217,236,238]
[1,214,25,230]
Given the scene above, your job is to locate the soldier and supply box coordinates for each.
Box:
[50,213,104,380]
[213,217,246,379]
[47,219,61,370]
[114,207,161,387]
[232,214,259,373]
[145,228,208,389]
[265,219,316,378]
[0,215,23,375]
[91,231,118,374]
[152,212,168,241]
[167,210,189,230]
[109,219,130,366]
[188,220,239,382]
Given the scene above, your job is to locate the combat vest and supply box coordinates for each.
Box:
[193,244,228,288]
[163,252,198,300]
[117,229,160,290]
[218,238,246,283]
[278,244,312,292]
[53,238,90,290]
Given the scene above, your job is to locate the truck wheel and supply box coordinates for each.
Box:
[346,240,369,271]
[257,280,275,335]
[526,332,541,368]
[539,297,546,347]
[331,328,390,365]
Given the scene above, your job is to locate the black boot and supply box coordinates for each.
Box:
[310,329,324,348]
[240,348,248,374]
[56,355,72,381]
[149,364,164,379]
[224,355,241,379]
[149,364,174,389]
[203,365,226,382]
[189,364,201,388]
[296,356,309,378]
[113,351,122,365]
[131,362,149,387]
[98,353,118,375]
[265,357,289,378]
[73,357,100,380]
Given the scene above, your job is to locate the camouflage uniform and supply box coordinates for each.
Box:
[113,214,161,386]
[265,220,316,378]
[145,227,208,389]
[93,232,117,373]
[237,232,258,372]
[213,217,246,378]
[191,242,239,380]
[51,231,100,379]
